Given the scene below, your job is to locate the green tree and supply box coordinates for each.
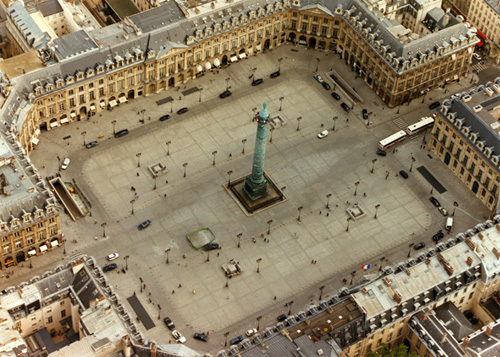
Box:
[106,16,114,25]
[367,343,419,357]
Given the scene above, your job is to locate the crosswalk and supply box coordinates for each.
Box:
[471,63,488,73]
[393,117,408,129]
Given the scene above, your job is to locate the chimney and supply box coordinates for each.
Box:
[466,256,473,266]
[462,336,470,348]
[440,333,447,345]
[442,13,450,27]
[486,324,492,336]
[422,312,428,321]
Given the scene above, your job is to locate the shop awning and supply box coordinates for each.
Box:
[109,100,118,107]
[50,240,59,247]
[39,245,47,252]
[28,249,36,256]
[118,97,127,103]
[35,129,40,136]
[205,62,211,70]
[90,105,96,111]
[31,137,39,145]
[70,112,76,118]
[214,58,220,67]
[256,45,262,50]
[239,53,246,59]
[61,118,69,124]
[230,56,238,62]
[196,64,203,72]
[50,122,59,128]
[100,102,106,108]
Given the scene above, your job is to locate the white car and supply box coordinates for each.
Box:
[107,253,119,261]
[61,158,70,170]
[317,130,329,139]
[314,74,324,83]
[246,328,258,337]
[438,207,448,216]
[172,330,186,343]
[472,53,482,61]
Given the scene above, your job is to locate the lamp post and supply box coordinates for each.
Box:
[242,139,247,154]
[29,256,32,268]
[256,258,262,273]
[141,109,146,121]
[130,199,135,215]
[374,204,380,219]
[407,243,414,257]
[370,159,377,173]
[287,300,294,315]
[153,174,158,190]
[225,77,230,91]
[157,304,161,320]
[252,107,257,121]
[183,162,188,178]
[350,271,356,285]
[410,156,416,172]
[237,233,243,248]
[379,256,386,272]
[81,131,87,146]
[224,332,230,346]
[225,275,229,288]
[124,255,129,270]
[279,96,285,111]
[112,120,117,135]
[296,116,302,131]
[57,156,61,172]
[165,141,171,156]
[212,151,218,166]
[269,127,275,143]
[165,248,170,264]
[354,181,360,196]
[101,222,106,237]
[170,100,173,113]
[227,170,233,185]
[319,285,325,301]
[198,87,203,102]
[207,250,210,262]
[136,153,142,168]
[297,206,303,222]
[332,116,338,131]
[346,217,352,232]
[256,315,262,330]
[278,57,283,72]
[63,239,66,254]
[452,201,459,216]
[397,105,401,114]
[267,219,273,235]
[315,57,320,72]
[326,193,332,209]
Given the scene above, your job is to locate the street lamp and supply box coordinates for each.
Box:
[237,233,243,248]
[153,174,158,190]
[124,255,129,270]
[287,300,294,315]
[207,250,210,262]
[199,87,203,102]
[57,156,61,173]
[410,156,416,172]
[256,315,262,330]
[130,199,135,215]
[165,141,171,156]
[397,105,401,114]
[227,170,233,185]
[452,201,459,216]
[346,217,352,232]
[407,243,414,257]
[269,127,275,143]
[297,206,303,222]
[225,77,230,91]
[370,159,377,174]
[332,116,338,131]
[326,193,332,209]
[165,248,170,264]
[267,219,273,235]
[279,96,285,111]
[379,256,386,272]
[256,258,262,273]
[136,153,142,168]
[183,162,188,178]
[141,109,146,121]
[278,57,283,72]
[212,151,218,166]
[350,271,356,285]
[157,304,161,320]
[101,222,106,237]
[296,116,302,131]
[170,100,173,113]
[242,139,247,154]
[224,332,230,346]
[225,275,229,288]
[315,58,320,72]
[374,204,380,219]
[354,181,360,196]
[111,120,117,135]
[319,285,325,301]
[81,131,87,146]
[252,107,258,121]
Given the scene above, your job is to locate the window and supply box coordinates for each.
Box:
[302,23,307,31]
[61,310,66,318]
[47,316,53,324]
[303,15,308,20]
[68,90,74,95]
[313,16,318,22]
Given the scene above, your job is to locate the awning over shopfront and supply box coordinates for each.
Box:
[214,58,220,67]
[100,102,106,108]
[205,62,211,70]
[50,122,59,128]
[118,97,127,103]
[90,105,96,111]
[239,53,246,59]
[28,249,36,256]
[39,245,47,252]
[35,129,40,136]
[256,45,262,50]
[61,118,69,124]
[196,64,203,72]
[50,240,59,247]
[31,137,39,145]
[109,100,118,107]
[70,112,76,118]
[230,56,238,62]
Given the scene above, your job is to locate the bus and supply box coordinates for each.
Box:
[378,130,407,151]
[406,117,434,135]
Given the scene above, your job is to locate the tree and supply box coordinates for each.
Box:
[106,17,114,25]
[367,343,419,357]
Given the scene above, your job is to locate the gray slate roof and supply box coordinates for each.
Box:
[8,1,49,50]
[35,0,63,17]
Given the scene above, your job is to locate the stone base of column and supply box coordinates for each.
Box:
[243,175,268,201]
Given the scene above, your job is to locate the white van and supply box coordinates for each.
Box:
[446,217,454,231]
[61,158,70,170]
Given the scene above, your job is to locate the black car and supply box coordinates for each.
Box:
[277,314,288,322]
[376,150,387,156]
[194,333,208,342]
[177,107,189,114]
[163,317,175,330]
[414,242,426,250]
[204,243,219,251]
[429,196,440,207]
[340,102,350,112]
[362,109,369,119]
[399,170,409,179]
[159,115,171,121]
[103,263,117,272]
[115,129,129,138]
[331,92,341,100]
[433,231,444,242]
[321,82,331,90]
[219,90,232,99]
[229,335,244,345]
[86,141,98,149]
[252,78,263,86]
[429,101,440,110]
[270,71,281,78]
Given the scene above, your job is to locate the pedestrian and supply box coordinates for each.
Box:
[137,172,139,177]
[326,213,329,217]
[133,291,136,296]
[274,296,277,300]
[364,192,367,197]
[363,152,366,156]
[144,284,146,289]
[192,289,196,294]
[178,283,182,288]
[311,259,314,264]
[183,254,186,259]
[319,210,322,215]
[148,292,151,296]
[229,153,232,158]
[216,252,219,257]
[166,180,168,184]
[172,290,175,294]
[140,277,143,283]
[164,194,167,198]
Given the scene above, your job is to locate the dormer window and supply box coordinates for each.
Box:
[45,83,54,92]
[0,223,6,231]
[96,64,104,73]
[35,210,43,219]
[35,86,43,95]
[65,75,74,84]
[86,69,94,77]
[56,79,63,88]
[10,219,19,229]
[23,214,31,223]
[105,59,114,70]
[76,71,84,80]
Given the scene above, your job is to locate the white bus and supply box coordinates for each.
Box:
[406,117,434,135]
[378,130,407,151]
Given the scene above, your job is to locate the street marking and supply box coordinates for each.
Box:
[393,117,408,129]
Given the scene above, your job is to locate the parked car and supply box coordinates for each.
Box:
[399,170,409,179]
[246,328,258,337]
[204,243,219,251]
[177,107,189,114]
[172,330,186,343]
[137,220,152,230]
[429,101,440,110]
[229,335,244,345]
[376,150,387,156]
[86,141,98,149]
[321,82,331,90]
[159,114,171,121]
[414,242,426,250]
[194,333,208,342]
[362,109,369,119]
[429,197,440,207]
[314,74,324,83]
[103,263,117,272]
[433,231,444,242]
[107,253,119,261]
[219,90,232,99]
[115,129,129,138]
[472,53,482,61]
[439,207,448,216]
[252,78,263,86]
[277,314,288,322]
[61,158,70,170]
[317,130,329,139]
[340,102,350,112]
[163,317,175,330]
[270,71,281,78]
[331,92,341,100]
